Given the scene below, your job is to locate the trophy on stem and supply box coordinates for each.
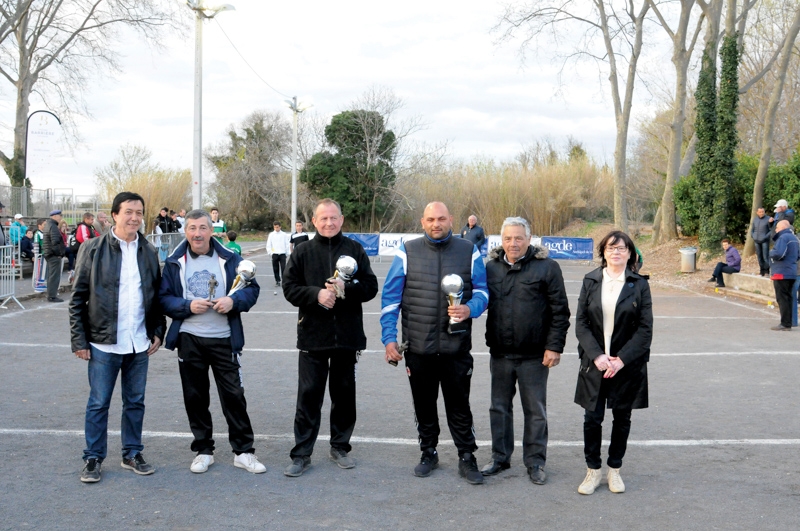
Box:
[441,274,468,334]
[326,255,357,299]
[227,260,257,296]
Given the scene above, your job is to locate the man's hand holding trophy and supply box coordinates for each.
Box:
[442,273,469,334]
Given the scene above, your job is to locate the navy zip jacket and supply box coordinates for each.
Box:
[160,237,260,352]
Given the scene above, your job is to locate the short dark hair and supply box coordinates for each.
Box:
[82,212,94,221]
[161,207,168,212]
[210,207,219,213]
[227,230,237,241]
[597,230,637,271]
[273,221,281,227]
[721,238,731,244]
[111,192,145,216]
[36,218,47,227]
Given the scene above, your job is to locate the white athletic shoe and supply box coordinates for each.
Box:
[190,454,214,473]
[607,467,626,493]
[578,468,602,495]
[234,453,266,474]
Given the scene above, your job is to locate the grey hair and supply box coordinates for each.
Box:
[185,209,213,226]
[500,216,531,238]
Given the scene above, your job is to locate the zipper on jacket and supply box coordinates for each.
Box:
[329,237,338,345]
[437,246,442,354]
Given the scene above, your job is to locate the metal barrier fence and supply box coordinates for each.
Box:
[0,184,53,218]
[0,245,23,309]
[145,232,185,263]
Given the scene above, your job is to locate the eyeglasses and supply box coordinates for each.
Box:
[605,245,629,254]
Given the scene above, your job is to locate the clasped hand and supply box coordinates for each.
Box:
[593,354,625,378]
[191,296,234,315]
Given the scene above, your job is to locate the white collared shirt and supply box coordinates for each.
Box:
[267,230,290,255]
[601,268,625,356]
[91,231,149,355]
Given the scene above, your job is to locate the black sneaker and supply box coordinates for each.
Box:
[121,453,155,475]
[413,448,439,477]
[458,453,484,485]
[81,458,102,483]
[47,297,64,302]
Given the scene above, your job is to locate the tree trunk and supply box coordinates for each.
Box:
[743,4,800,257]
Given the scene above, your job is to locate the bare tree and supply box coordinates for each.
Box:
[497,0,652,233]
[0,0,183,187]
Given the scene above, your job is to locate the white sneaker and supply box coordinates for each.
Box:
[234,453,266,474]
[190,454,214,473]
[607,467,626,493]
[578,468,602,495]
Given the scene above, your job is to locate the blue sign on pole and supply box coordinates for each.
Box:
[541,237,594,260]
[344,233,380,256]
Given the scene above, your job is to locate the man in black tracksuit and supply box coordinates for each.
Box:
[281,198,378,477]
[480,217,570,486]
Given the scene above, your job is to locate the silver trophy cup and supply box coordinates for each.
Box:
[327,255,358,299]
[227,260,257,296]
[441,274,467,334]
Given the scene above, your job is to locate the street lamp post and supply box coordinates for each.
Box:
[285,96,312,229]
[181,1,235,210]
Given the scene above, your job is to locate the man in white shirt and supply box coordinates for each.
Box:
[69,191,166,484]
[266,221,290,286]
[176,209,186,234]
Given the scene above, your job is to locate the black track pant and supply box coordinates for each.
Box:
[272,253,286,283]
[405,351,477,456]
[177,333,255,455]
[290,349,357,458]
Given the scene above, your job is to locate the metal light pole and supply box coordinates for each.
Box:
[285,97,312,229]
[181,1,235,210]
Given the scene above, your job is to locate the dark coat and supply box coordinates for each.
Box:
[574,267,653,411]
[282,231,378,352]
[69,231,166,352]
[42,218,65,259]
[160,238,260,352]
[484,245,570,357]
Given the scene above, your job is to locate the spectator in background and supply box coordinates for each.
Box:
[170,210,182,234]
[751,207,771,276]
[34,218,46,254]
[10,213,27,244]
[770,199,795,236]
[210,208,227,241]
[707,239,741,288]
[769,220,799,331]
[225,231,241,255]
[58,219,77,283]
[20,229,34,260]
[460,215,486,252]
[176,209,186,234]
[75,212,99,246]
[94,212,111,235]
[0,201,6,245]
[266,221,289,286]
[156,207,172,234]
[42,210,66,302]
[290,221,309,252]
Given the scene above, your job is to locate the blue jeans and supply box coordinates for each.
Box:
[755,241,770,274]
[792,277,800,327]
[83,346,149,461]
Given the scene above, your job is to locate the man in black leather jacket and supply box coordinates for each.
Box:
[69,192,165,484]
[42,209,66,302]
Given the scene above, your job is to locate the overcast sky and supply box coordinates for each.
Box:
[0,0,660,197]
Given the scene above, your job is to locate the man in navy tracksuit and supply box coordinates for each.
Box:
[770,220,799,331]
[160,209,264,474]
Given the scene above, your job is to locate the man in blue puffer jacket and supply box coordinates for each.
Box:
[160,209,264,474]
[769,220,799,331]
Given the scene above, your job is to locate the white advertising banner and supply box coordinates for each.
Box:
[379,233,424,256]
[25,110,63,183]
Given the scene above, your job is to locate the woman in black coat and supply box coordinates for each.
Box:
[574,230,652,495]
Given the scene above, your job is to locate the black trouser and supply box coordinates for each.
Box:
[712,263,737,285]
[272,253,286,283]
[755,241,770,274]
[45,256,62,298]
[488,356,549,468]
[773,279,795,328]
[405,351,477,456]
[291,349,358,458]
[583,384,632,469]
[177,333,255,455]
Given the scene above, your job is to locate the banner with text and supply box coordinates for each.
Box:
[541,237,594,260]
[344,233,380,256]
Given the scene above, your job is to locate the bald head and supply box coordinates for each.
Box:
[776,220,791,233]
[421,202,453,240]
[468,215,477,228]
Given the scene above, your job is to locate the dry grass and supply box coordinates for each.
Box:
[97,169,192,221]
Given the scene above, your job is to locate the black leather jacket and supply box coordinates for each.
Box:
[69,231,165,352]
